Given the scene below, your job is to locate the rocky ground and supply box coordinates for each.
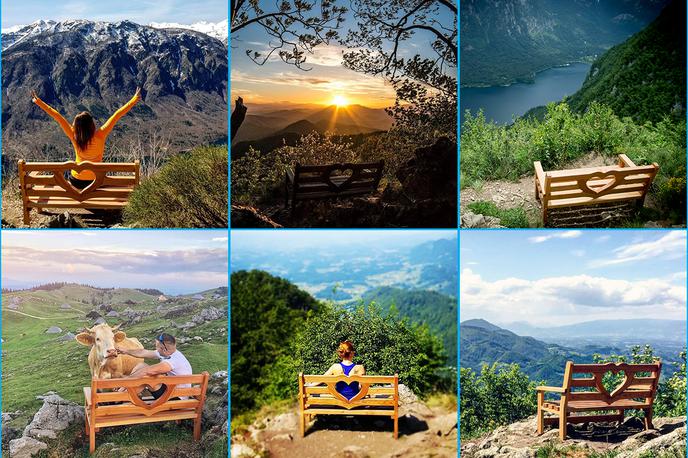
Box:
[461,415,686,458]
[230,385,457,458]
[231,137,458,228]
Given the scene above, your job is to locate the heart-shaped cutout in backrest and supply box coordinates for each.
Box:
[579,171,621,197]
[325,381,370,407]
[323,165,356,192]
[593,366,634,403]
[126,384,174,414]
[52,163,105,200]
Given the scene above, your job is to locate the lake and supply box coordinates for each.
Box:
[460,62,592,125]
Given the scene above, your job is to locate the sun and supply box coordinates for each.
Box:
[331,94,349,107]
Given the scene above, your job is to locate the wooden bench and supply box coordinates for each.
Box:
[83,372,209,453]
[18,160,140,225]
[285,161,384,213]
[534,154,658,226]
[537,361,661,441]
[298,373,399,438]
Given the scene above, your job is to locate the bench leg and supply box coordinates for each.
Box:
[617,409,625,424]
[89,423,96,453]
[299,411,305,438]
[193,416,202,441]
[534,177,540,202]
[558,410,567,441]
[393,414,398,439]
[23,206,31,226]
[644,407,654,430]
[536,392,544,435]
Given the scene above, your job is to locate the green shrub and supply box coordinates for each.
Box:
[123,145,228,227]
[461,363,539,438]
[467,200,530,228]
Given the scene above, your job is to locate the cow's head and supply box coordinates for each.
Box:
[76,323,127,361]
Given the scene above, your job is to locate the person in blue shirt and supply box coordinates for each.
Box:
[323,340,366,400]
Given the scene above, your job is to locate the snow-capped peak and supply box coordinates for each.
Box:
[149,19,228,41]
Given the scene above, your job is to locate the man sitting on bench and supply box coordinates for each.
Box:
[114,333,192,399]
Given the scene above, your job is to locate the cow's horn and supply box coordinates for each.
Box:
[112,323,122,331]
[79,327,92,334]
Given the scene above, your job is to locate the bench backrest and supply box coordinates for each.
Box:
[89,372,208,417]
[18,160,140,202]
[563,361,661,404]
[293,161,384,195]
[299,373,398,410]
[542,157,658,205]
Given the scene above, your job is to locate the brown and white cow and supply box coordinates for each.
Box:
[76,323,144,379]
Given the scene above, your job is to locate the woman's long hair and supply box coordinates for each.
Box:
[337,340,355,360]
[73,112,96,150]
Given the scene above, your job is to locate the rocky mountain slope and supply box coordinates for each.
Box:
[461,415,686,457]
[1,20,227,167]
[461,0,669,87]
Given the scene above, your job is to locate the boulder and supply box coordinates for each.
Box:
[105,310,120,317]
[98,304,113,313]
[231,443,257,458]
[45,326,61,334]
[8,436,47,458]
[339,445,370,458]
[85,310,101,319]
[163,304,195,319]
[461,211,504,228]
[58,332,75,342]
[2,424,20,449]
[7,303,19,310]
[60,303,70,309]
[23,394,84,440]
[192,294,204,300]
[93,317,106,325]
[191,306,225,324]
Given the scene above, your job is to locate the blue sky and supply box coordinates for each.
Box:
[461,230,686,326]
[2,230,228,294]
[1,0,227,28]
[231,1,454,107]
[231,230,455,252]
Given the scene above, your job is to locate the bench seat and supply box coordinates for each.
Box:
[542,398,651,412]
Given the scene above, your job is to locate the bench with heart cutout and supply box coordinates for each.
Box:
[285,161,385,213]
[298,373,399,438]
[534,154,659,226]
[18,160,140,225]
[83,372,209,454]
[536,361,662,441]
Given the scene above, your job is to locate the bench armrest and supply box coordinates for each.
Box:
[618,154,636,168]
[536,386,565,393]
[534,161,546,187]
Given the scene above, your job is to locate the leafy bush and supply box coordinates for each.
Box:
[460,363,539,438]
[123,145,228,227]
[467,200,530,228]
[461,102,686,223]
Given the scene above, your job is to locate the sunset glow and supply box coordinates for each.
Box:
[331,94,349,107]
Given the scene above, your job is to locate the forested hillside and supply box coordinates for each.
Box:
[567,0,686,123]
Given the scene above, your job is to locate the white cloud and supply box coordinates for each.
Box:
[460,268,686,326]
[528,230,582,243]
[571,249,585,257]
[212,237,228,242]
[588,231,686,268]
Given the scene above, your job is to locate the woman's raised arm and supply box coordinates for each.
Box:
[100,87,141,136]
[32,90,74,141]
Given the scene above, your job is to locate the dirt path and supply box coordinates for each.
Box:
[234,406,457,458]
[460,153,616,226]
[2,309,48,320]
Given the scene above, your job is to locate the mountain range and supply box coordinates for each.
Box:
[1,19,228,165]
[461,319,686,384]
[231,103,394,156]
[461,0,669,87]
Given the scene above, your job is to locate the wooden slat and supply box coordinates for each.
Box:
[295,171,380,183]
[96,399,199,416]
[25,174,137,187]
[94,409,198,427]
[550,174,652,191]
[26,186,134,200]
[563,399,649,412]
[570,378,598,388]
[305,386,395,395]
[571,363,661,373]
[303,375,397,384]
[94,375,205,389]
[546,191,645,208]
[303,408,395,416]
[27,197,129,209]
[295,162,383,173]
[22,161,138,173]
[306,398,395,408]
[549,182,648,199]
[95,386,202,403]
[294,188,375,200]
[546,164,657,179]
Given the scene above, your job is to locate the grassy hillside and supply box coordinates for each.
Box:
[361,287,457,365]
[567,0,686,123]
[1,284,228,456]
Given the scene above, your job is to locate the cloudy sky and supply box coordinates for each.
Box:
[460,230,686,326]
[1,0,226,28]
[231,2,453,107]
[1,231,228,295]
